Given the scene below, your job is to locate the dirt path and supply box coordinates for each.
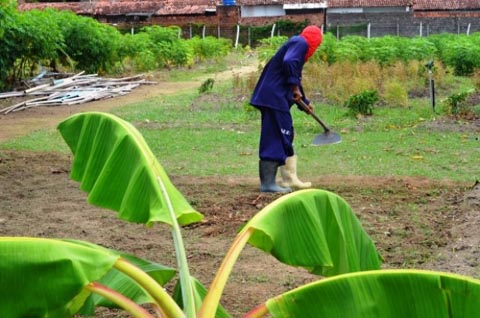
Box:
[0,62,258,143]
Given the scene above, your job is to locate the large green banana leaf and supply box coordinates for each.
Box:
[242,189,381,277]
[0,237,119,318]
[265,269,480,317]
[57,112,203,226]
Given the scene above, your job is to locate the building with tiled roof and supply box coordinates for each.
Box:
[325,0,414,37]
[328,0,413,7]
[413,0,480,11]
[16,0,480,41]
[410,0,480,35]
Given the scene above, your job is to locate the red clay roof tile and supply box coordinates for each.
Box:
[327,0,412,7]
[413,0,480,10]
[17,0,480,15]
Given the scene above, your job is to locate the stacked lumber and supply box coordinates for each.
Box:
[0,71,157,114]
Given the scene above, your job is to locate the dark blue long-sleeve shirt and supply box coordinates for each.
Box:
[250,35,310,113]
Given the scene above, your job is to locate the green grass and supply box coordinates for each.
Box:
[1,66,478,183]
[0,129,68,152]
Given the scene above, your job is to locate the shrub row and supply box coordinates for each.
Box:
[0,5,232,90]
[257,32,480,77]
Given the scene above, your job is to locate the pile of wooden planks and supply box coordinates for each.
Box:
[0,71,157,114]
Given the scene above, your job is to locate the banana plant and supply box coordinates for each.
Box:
[1,111,479,317]
[55,111,381,318]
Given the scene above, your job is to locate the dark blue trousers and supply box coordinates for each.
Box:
[259,107,294,164]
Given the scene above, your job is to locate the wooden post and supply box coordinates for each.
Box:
[271,23,276,39]
[235,25,240,48]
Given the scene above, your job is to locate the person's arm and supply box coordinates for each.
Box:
[282,39,313,112]
[283,39,308,93]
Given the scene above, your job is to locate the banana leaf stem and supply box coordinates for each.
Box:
[244,303,269,318]
[85,281,155,318]
[157,176,195,318]
[197,227,254,318]
[114,258,184,317]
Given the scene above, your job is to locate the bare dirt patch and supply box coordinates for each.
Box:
[1,63,480,316]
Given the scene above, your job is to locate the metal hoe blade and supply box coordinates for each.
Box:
[312,131,342,146]
[296,99,342,146]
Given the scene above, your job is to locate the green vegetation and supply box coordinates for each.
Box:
[0,7,233,89]
[2,56,478,183]
[257,32,480,76]
[1,12,479,182]
[344,89,379,116]
[442,90,474,115]
[2,20,480,316]
[4,112,480,318]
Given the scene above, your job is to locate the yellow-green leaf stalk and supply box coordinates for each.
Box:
[157,176,195,318]
[198,227,254,318]
[244,303,269,318]
[114,258,184,317]
[85,282,155,318]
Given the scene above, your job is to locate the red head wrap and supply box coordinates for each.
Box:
[299,25,323,61]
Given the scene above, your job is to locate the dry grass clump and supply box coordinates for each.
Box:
[302,60,453,107]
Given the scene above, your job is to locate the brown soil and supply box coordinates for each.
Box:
[1,64,480,317]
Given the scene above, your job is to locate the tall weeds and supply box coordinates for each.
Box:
[302,60,454,107]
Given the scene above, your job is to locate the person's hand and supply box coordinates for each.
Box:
[292,86,302,102]
[306,103,314,114]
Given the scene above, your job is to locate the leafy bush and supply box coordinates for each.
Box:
[442,90,473,115]
[199,78,215,94]
[140,25,193,67]
[17,9,63,71]
[60,14,121,73]
[314,32,337,64]
[119,33,151,61]
[102,25,195,71]
[0,8,63,86]
[332,36,365,63]
[344,90,379,116]
[429,34,480,76]
[0,0,17,88]
[400,37,437,62]
[0,8,122,81]
[255,36,288,63]
[445,41,480,76]
[367,36,402,66]
[133,49,157,72]
[187,36,232,62]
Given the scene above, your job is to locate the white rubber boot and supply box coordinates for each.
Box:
[279,155,312,189]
